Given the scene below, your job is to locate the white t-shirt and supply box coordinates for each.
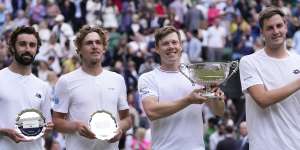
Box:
[207,25,226,49]
[138,68,205,150]
[53,68,129,150]
[0,68,51,150]
[239,49,300,150]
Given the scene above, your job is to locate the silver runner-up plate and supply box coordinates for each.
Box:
[89,110,118,140]
[15,109,46,140]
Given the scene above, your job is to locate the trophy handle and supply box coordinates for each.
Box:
[179,64,196,86]
[221,61,239,86]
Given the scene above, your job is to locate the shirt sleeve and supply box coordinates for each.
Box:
[52,76,71,113]
[138,73,158,101]
[239,56,263,93]
[117,76,129,111]
[41,84,52,123]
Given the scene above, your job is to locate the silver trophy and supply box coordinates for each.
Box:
[179,61,239,99]
[89,110,118,140]
[15,109,46,140]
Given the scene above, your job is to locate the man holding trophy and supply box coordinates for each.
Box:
[0,26,53,149]
[138,26,225,150]
[52,25,131,150]
[239,7,300,150]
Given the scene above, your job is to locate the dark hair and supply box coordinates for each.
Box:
[8,26,41,54]
[258,7,285,28]
[154,26,181,47]
[74,25,108,51]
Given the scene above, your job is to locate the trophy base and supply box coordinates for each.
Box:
[201,93,219,100]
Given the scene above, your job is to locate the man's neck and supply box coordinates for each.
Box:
[8,62,32,75]
[160,63,179,72]
[81,63,103,76]
[264,45,288,59]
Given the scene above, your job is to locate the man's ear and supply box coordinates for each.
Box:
[76,49,81,57]
[155,46,160,54]
[36,47,39,54]
[9,47,15,55]
[179,46,183,52]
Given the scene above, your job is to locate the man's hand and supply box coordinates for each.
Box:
[1,128,30,143]
[45,122,54,134]
[185,88,208,104]
[211,87,225,100]
[108,128,123,143]
[75,121,96,139]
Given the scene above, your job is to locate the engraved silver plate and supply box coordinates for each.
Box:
[15,109,46,140]
[89,110,118,140]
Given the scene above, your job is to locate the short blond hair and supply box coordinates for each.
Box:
[154,26,181,47]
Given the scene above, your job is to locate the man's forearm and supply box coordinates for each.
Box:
[0,128,7,136]
[53,118,79,133]
[249,78,300,108]
[118,115,132,133]
[142,97,190,121]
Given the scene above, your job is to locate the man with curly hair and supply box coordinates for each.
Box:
[52,25,131,150]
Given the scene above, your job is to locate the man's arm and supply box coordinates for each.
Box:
[108,109,132,143]
[118,109,131,133]
[52,111,95,139]
[247,78,300,109]
[0,128,28,143]
[142,89,208,121]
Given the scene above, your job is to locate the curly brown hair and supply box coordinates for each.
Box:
[8,26,41,54]
[74,25,108,51]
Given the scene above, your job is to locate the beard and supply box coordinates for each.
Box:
[14,51,35,66]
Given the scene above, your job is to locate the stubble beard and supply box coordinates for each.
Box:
[14,51,35,66]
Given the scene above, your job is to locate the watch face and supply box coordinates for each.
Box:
[89,110,118,140]
[15,109,46,140]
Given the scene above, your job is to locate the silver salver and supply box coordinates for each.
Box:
[89,110,118,140]
[15,109,46,140]
[179,61,239,99]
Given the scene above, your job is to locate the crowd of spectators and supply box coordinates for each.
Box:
[1,0,300,149]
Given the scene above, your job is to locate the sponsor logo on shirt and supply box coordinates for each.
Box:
[139,87,150,95]
[35,93,42,99]
[108,87,115,90]
[54,96,59,104]
[293,69,300,74]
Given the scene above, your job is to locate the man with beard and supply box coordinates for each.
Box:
[52,25,131,150]
[0,26,54,149]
